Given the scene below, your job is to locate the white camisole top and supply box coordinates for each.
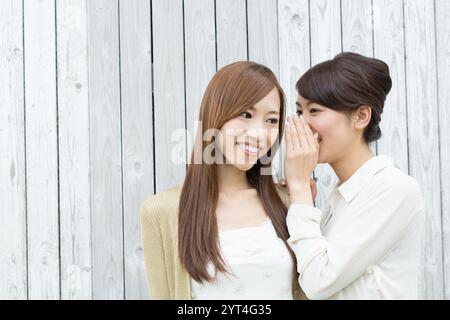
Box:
[191,219,294,300]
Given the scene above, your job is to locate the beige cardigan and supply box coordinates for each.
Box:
[140,183,306,300]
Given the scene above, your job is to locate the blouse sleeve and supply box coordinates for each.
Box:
[140,200,171,299]
[286,178,424,300]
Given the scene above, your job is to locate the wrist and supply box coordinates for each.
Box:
[289,182,314,205]
[288,181,311,192]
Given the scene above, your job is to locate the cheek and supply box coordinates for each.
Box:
[219,120,243,149]
[309,117,332,137]
[311,113,348,138]
[267,128,279,148]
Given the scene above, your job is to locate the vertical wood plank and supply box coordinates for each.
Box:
[0,0,27,300]
[247,0,283,179]
[57,0,92,300]
[373,0,409,172]
[436,0,450,300]
[152,0,186,192]
[309,0,342,209]
[184,0,216,156]
[278,0,310,119]
[341,0,377,153]
[404,0,443,299]
[24,0,60,299]
[216,0,248,68]
[341,0,374,56]
[88,0,124,299]
[119,0,153,300]
[247,0,279,76]
[278,0,310,181]
[310,0,342,62]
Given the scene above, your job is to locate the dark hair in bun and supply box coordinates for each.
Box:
[296,52,392,143]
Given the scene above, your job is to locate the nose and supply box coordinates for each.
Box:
[245,127,266,143]
[244,119,269,144]
[301,114,317,135]
[302,112,312,124]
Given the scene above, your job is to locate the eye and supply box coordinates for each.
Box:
[239,111,252,119]
[267,118,279,124]
[310,108,320,114]
[296,109,303,116]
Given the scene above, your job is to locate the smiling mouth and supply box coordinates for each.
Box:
[236,142,259,155]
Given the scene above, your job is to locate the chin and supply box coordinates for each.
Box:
[233,161,257,172]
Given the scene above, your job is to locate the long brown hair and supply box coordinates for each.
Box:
[178,61,294,283]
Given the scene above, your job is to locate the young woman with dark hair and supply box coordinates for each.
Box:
[284,52,424,299]
[141,61,306,299]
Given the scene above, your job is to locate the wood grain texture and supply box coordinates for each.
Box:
[216,0,248,68]
[24,0,60,300]
[278,0,310,117]
[2,0,449,300]
[277,0,310,181]
[57,0,92,300]
[152,0,186,192]
[247,0,279,76]
[184,0,216,158]
[435,0,450,300]
[404,0,443,299]
[310,0,342,61]
[119,0,153,300]
[0,0,27,300]
[309,0,341,210]
[247,0,283,179]
[373,0,408,172]
[88,0,124,299]
[341,0,377,153]
[341,0,374,56]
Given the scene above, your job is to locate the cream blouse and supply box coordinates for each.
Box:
[286,156,424,299]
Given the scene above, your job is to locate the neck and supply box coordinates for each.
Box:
[217,164,252,194]
[330,142,375,184]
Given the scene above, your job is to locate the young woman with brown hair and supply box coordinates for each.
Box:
[283,52,424,300]
[141,61,305,299]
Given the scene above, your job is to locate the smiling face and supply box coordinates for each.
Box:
[296,96,359,165]
[217,87,281,171]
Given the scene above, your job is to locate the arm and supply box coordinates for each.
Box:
[140,200,171,299]
[286,180,423,300]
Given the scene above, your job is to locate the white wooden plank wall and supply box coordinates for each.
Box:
[0,0,448,300]
[57,0,91,300]
[24,0,60,299]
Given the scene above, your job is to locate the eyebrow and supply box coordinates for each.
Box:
[249,106,280,115]
[295,101,311,108]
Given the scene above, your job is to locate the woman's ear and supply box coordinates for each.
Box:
[352,105,372,130]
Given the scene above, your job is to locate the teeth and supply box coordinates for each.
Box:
[237,143,258,154]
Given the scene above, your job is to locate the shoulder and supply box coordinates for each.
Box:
[140,184,183,227]
[371,165,423,206]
